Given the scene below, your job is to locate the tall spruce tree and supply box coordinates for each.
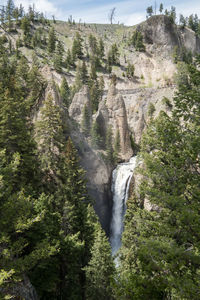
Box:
[84,223,115,300]
[60,77,71,108]
[48,27,56,54]
[35,93,65,177]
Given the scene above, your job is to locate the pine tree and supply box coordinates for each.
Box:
[0,6,5,28]
[53,41,64,72]
[60,77,70,108]
[91,120,102,148]
[146,6,153,18]
[159,3,163,14]
[81,104,90,136]
[98,38,105,59]
[126,63,135,78]
[72,32,83,61]
[89,80,99,113]
[65,49,73,69]
[60,138,95,299]
[6,0,15,31]
[130,31,145,52]
[105,126,114,163]
[88,34,97,56]
[80,60,88,84]
[113,129,120,163]
[35,94,65,176]
[27,62,45,108]
[84,223,115,300]
[48,27,56,54]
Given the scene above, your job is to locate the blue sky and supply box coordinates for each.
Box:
[1,0,200,25]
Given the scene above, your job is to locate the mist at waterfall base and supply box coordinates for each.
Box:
[110,156,137,256]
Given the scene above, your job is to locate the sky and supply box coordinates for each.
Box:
[1,0,200,26]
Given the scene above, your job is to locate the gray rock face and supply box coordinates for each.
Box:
[68,85,133,232]
[139,15,200,55]
[140,15,180,49]
[179,27,200,54]
[98,85,133,160]
[69,86,91,124]
[70,129,112,234]
[121,87,175,143]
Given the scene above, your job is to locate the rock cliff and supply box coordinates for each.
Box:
[30,15,200,232]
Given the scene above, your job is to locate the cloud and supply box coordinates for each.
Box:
[14,0,60,18]
[6,0,200,25]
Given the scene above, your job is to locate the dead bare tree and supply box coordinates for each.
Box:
[108,7,116,24]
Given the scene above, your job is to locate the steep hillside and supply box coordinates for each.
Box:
[1,5,200,298]
[1,13,199,234]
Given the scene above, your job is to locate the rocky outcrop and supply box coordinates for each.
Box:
[121,87,175,143]
[0,275,38,300]
[69,129,112,234]
[106,85,133,160]
[68,84,133,232]
[179,26,200,54]
[139,15,180,49]
[139,15,200,54]
[96,84,133,160]
[69,86,91,124]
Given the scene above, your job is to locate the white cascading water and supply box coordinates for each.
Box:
[110,156,137,255]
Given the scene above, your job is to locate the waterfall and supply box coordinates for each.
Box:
[110,156,137,255]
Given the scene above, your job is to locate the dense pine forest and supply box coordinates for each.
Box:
[0,0,200,299]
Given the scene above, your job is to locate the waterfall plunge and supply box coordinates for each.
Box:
[110,156,137,255]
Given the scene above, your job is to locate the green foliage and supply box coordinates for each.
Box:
[113,129,121,163]
[179,14,186,28]
[126,62,135,78]
[130,31,145,52]
[174,61,189,89]
[53,40,64,72]
[72,32,84,61]
[88,34,97,56]
[65,49,74,69]
[81,104,91,136]
[35,94,65,175]
[6,0,15,31]
[60,77,71,108]
[147,102,156,117]
[118,58,200,299]
[80,60,88,84]
[162,96,173,109]
[84,223,115,300]
[146,6,153,18]
[159,3,164,13]
[48,27,56,54]
[105,126,114,163]
[188,14,199,33]
[90,120,103,148]
[98,38,105,59]
[130,134,140,154]
[107,43,119,66]
[169,6,176,23]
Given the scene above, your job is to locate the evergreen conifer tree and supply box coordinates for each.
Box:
[105,126,114,163]
[35,94,65,176]
[113,129,121,163]
[60,77,70,108]
[81,104,91,136]
[72,32,83,61]
[91,120,102,148]
[84,223,115,300]
[48,27,56,54]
